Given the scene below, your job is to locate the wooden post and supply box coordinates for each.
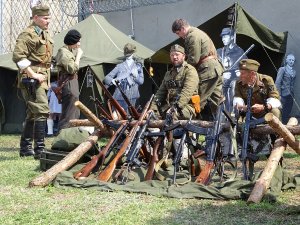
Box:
[247,117,298,203]
[264,113,300,154]
[29,130,102,187]
[74,101,105,129]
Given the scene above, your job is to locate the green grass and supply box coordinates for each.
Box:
[0,134,299,225]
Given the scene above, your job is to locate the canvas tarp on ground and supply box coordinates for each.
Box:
[0,14,154,133]
[150,3,288,81]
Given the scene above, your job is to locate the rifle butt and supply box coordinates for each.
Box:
[144,137,162,181]
[195,161,214,185]
[73,155,101,179]
[97,159,118,182]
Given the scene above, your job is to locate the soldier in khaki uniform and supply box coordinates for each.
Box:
[56,29,83,131]
[12,5,53,158]
[151,44,199,120]
[233,59,281,119]
[172,19,223,119]
[233,59,281,155]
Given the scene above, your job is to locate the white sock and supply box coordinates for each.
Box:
[47,118,54,135]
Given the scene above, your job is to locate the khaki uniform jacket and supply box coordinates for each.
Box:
[55,46,80,98]
[12,23,53,89]
[235,73,280,118]
[185,27,223,81]
[151,61,199,119]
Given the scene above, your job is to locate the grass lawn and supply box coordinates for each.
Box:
[0,134,299,225]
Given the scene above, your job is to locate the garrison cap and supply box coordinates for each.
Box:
[31,5,50,17]
[239,59,260,72]
[124,43,136,57]
[170,44,185,54]
[220,27,233,36]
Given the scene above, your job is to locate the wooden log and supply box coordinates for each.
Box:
[29,130,102,187]
[264,113,300,154]
[74,101,105,129]
[68,118,300,135]
[68,119,95,127]
[247,117,298,203]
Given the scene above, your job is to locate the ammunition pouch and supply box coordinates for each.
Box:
[21,78,38,100]
[191,95,201,113]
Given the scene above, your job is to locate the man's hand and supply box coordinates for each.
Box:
[251,104,264,114]
[32,73,46,83]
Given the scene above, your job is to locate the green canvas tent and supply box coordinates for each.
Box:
[0,14,154,133]
[150,3,288,80]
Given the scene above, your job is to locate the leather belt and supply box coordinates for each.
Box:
[31,61,51,69]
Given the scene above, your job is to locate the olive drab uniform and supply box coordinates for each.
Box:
[12,22,53,158]
[235,73,281,119]
[13,24,53,114]
[55,46,80,130]
[151,61,199,119]
[185,27,223,117]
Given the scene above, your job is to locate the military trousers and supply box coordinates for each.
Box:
[21,84,49,121]
[198,73,223,115]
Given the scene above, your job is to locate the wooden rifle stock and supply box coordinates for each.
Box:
[90,66,127,119]
[91,97,113,120]
[73,123,127,179]
[97,95,154,182]
[195,102,224,185]
[144,136,162,181]
[52,77,70,104]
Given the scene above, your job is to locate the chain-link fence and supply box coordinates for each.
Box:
[0,0,79,54]
[0,0,183,54]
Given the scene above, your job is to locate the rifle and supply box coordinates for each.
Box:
[52,76,71,104]
[239,86,266,180]
[115,79,139,119]
[115,78,155,162]
[90,96,113,120]
[195,101,224,185]
[144,99,180,181]
[125,111,154,169]
[97,94,154,182]
[172,117,192,184]
[225,44,255,72]
[90,66,127,119]
[73,122,129,179]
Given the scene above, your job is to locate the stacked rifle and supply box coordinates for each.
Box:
[71,66,269,185]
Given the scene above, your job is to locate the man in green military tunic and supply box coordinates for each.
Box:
[12,5,53,158]
[233,59,281,155]
[172,19,223,119]
[151,44,199,120]
[233,59,281,119]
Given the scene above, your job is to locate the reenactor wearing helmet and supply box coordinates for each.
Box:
[12,5,53,159]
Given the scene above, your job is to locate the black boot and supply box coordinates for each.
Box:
[20,120,35,157]
[34,120,47,160]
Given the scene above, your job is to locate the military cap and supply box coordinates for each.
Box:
[124,43,136,57]
[170,44,185,54]
[239,59,260,72]
[220,27,233,37]
[31,5,50,17]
